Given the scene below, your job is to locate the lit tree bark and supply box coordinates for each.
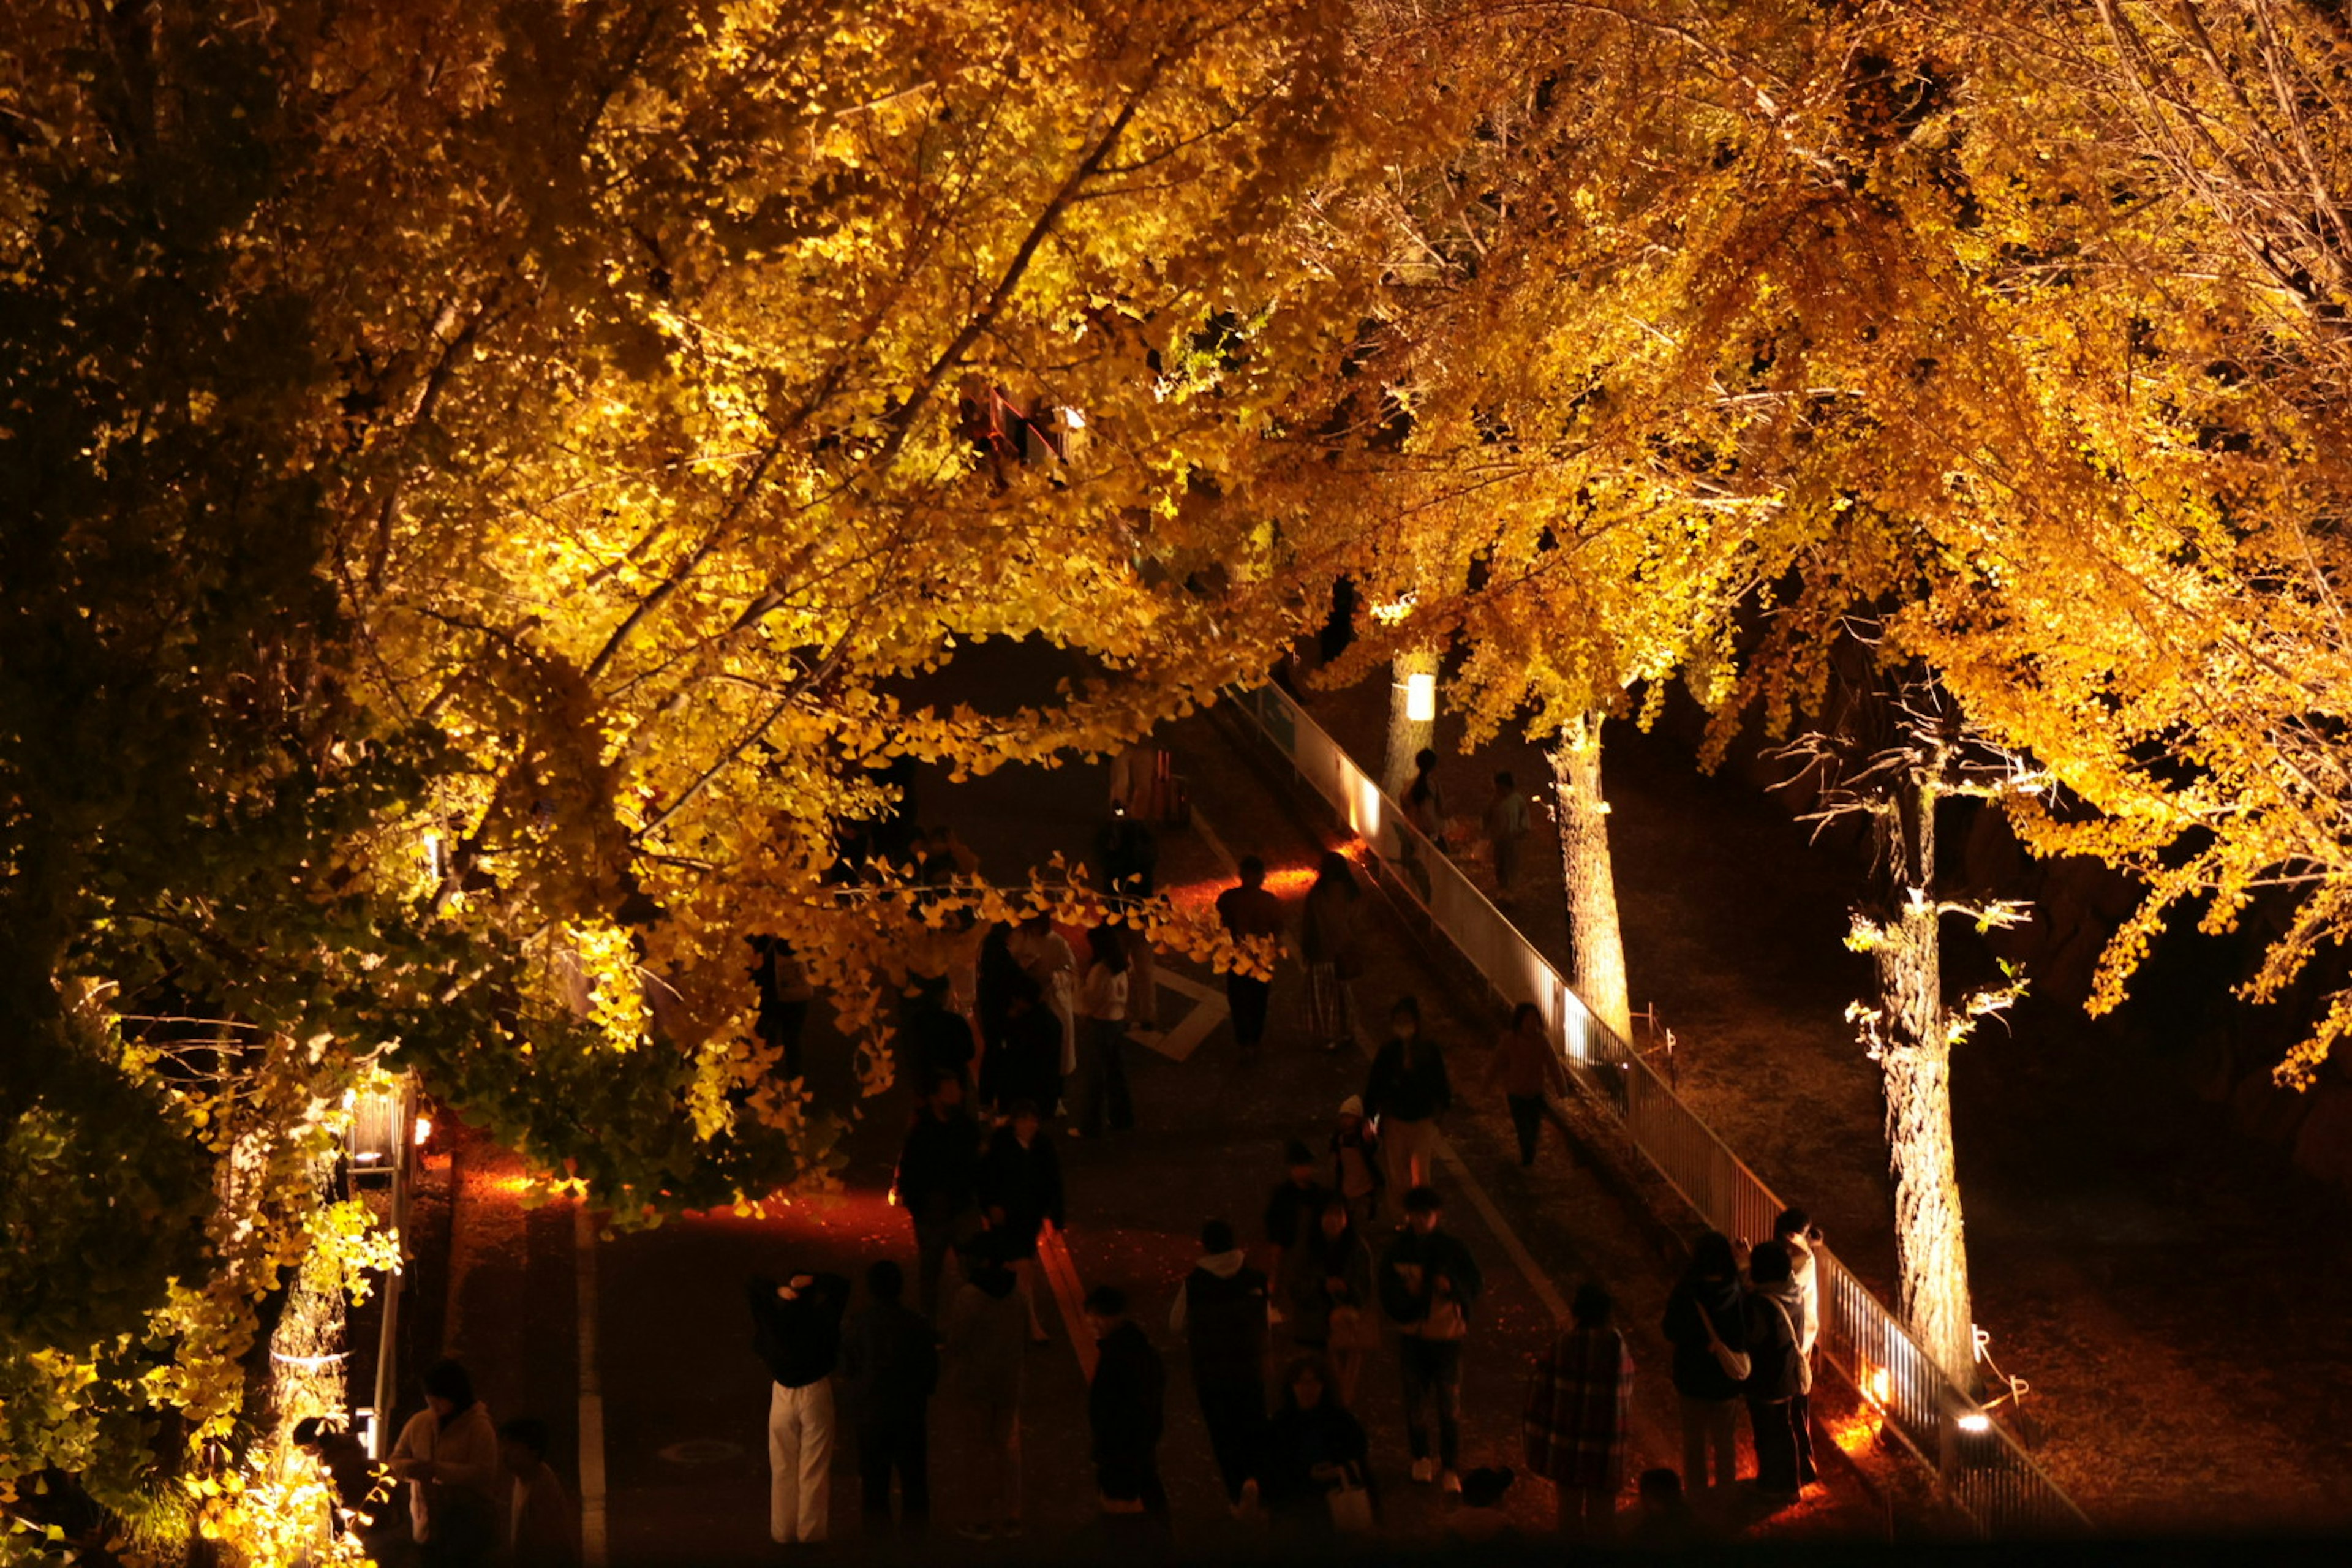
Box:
[1547,710,1633,1042]
[1852,772,1977,1390]
[1383,645,1439,799]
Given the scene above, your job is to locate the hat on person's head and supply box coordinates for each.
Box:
[1338,1095,1364,1118]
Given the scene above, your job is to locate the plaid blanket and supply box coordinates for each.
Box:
[1523,1325,1633,1487]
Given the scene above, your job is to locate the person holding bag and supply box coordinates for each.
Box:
[1743,1240,1811,1497]
[1281,1197,1379,1407]
[1378,1186,1482,1493]
[1660,1232,1746,1492]
[1262,1357,1376,1539]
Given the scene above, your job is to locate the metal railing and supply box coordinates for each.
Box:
[1233,683,2089,1537]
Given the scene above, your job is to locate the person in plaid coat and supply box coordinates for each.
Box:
[1525,1281,1635,1539]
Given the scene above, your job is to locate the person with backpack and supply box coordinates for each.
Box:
[1169,1218,1272,1513]
[1743,1240,1811,1496]
[1524,1281,1634,1539]
[1660,1231,1746,1492]
[1378,1186,1482,1493]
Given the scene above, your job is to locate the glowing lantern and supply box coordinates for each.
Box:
[1405,672,1436,723]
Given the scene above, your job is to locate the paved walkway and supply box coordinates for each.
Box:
[428,643,1888,1561]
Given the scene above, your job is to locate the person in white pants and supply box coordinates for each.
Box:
[748,1268,850,1544]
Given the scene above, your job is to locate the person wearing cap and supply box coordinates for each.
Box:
[1330,1096,1384,1234]
[1378,1186,1482,1493]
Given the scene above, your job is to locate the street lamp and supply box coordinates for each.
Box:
[1404,671,1436,723]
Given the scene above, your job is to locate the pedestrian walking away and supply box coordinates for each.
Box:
[1743,1240,1812,1498]
[979,1100,1066,1341]
[386,1359,502,1568]
[748,1267,850,1545]
[1280,1197,1378,1408]
[1093,803,1161,1030]
[1484,770,1531,899]
[942,1237,1029,1540]
[892,1072,983,1322]
[1525,1281,1634,1541]
[1773,1207,1824,1490]
[1262,1356,1376,1539]
[1075,926,1135,1137]
[1215,855,1286,1058]
[1661,1231,1747,1493]
[1363,996,1450,1220]
[497,1419,582,1568]
[1085,1286,1169,1517]
[1262,1139,1333,1289]
[1406,748,1449,852]
[1379,1186,1482,1493]
[840,1259,939,1535]
[1483,1001,1567,1167]
[978,973,1063,1122]
[1299,850,1364,1052]
[1170,1218,1272,1512]
[1330,1095,1385,1235]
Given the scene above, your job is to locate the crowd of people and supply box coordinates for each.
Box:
[732,835,1836,1552]
[294,1360,584,1568]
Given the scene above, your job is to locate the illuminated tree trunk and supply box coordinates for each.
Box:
[1383,646,1439,799]
[1857,775,1977,1390]
[1547,711,1633,1042]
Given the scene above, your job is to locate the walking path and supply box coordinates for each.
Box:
[423,642,1891,1561]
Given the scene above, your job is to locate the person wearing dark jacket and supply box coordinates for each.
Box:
[748,1267,850,1544]
[893,1073,982,1322]
[1169,1219,1271,1510]
[840,1261,938,1533]
[1215,856,1286,1058]
[976,922,1023,1059]
[905,979,976,1094]
[1660,1231,1746,1491]
[1280,1198,1378,1408]
[978,974,1062,1119]
[1378,1186,1482,1492]
[980,1102,1066,1341]
[1262,1140,1333,1286]
[1743,1240,1811,1496]
[1261,1356,1374,1537]
[1362,997,1450,1219]
[1085,1286,1168,1515]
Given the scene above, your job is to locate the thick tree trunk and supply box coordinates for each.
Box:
[1547,712,1632,1043]
[1861,777,1978,1389]
[1382,646,1439,799]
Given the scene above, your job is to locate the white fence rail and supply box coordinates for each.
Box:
[1233,683,2088,1537]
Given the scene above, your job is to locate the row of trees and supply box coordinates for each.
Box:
[8,0,2352,1554]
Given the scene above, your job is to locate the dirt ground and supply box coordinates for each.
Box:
[1294,672,2352,1535]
